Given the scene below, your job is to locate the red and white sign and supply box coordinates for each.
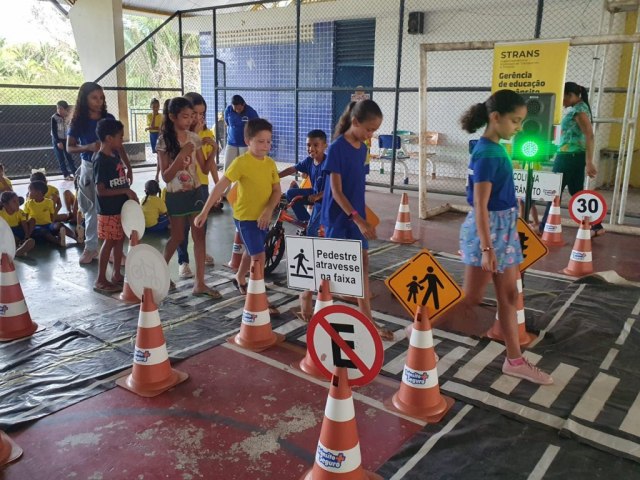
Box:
[569,190,607,225]
[306,305,384,386]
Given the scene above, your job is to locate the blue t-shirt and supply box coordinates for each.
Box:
[67,113,115,163]
[466,137,517,211]
[295,155,326,194]
[224,104,259,147]
[321,136,368,227]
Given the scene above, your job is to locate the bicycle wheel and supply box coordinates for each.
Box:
[264,225,285,275]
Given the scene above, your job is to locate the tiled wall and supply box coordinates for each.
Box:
[200,22,334,163]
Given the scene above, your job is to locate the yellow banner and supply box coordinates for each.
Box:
[492,40,569,124]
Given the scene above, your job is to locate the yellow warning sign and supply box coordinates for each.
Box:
[517,218,548,272]
[385,249,463,321]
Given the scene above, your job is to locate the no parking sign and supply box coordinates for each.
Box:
[306,305,384,387]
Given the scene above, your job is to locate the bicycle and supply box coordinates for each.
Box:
[264,194,316,275]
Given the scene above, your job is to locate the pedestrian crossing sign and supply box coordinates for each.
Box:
[517,218,548,272]
[385,249,463,321]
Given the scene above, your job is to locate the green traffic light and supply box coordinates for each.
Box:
[521,140,539,158]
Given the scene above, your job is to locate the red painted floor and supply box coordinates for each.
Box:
[4,343,422,480]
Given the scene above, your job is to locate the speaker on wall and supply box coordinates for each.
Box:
[408,12,424,35]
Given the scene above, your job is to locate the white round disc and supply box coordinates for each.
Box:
[0,217,16,261]
[125,244,170,304]
[121,200,146,241]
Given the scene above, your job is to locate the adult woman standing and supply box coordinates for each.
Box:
[223,95,259,171]
[539,82,603,236]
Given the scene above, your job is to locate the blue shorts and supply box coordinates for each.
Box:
[11,226,25,240]
[324,217,368,250]
[460,207,523,273]
[32,223,56,239]
[234,219,267,256]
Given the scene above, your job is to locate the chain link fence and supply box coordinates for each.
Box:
[1,0,638,219]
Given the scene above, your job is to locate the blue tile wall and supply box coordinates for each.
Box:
[199,22,334,163]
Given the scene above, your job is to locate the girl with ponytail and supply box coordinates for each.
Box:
[445,89,554,385]
[539,82,602,236]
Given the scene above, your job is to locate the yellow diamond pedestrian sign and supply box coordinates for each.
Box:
[385,249,463,321]
[517,218,548,272]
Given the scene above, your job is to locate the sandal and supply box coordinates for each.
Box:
[232,278,248,295]
[376,326,394,341]
[111,276,125,286]
[192,288,222,300]
[293,310,313,323]
[93,281,122,294]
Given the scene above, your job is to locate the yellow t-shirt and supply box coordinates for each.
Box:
[0,208,24,228]
[24,198,55,225]
[46,185,60,200]
[224,152,279,221]
[0,176,13,192]
[196,129,216,185]
[147,112,162,133]
[141,195,168,228]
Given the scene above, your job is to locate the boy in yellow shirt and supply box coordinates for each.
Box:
[24,181,70,247]
[195,118,281,303]
[0,191,35,256]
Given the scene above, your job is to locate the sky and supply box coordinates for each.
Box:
[0,1,72,45]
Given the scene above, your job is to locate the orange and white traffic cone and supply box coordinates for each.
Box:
[388,306,454,423]
[119,230,141,304]
[229,259,284,351]
[0,253,37,342]
[563,216,594,277]
[541,196,566,247]
[116,288,188,397]
[390,193,416,244]
[297,280,332,380]
[0,430,22,467]
[301,367,382,480]
[227,228,244,271]
[486,270,536,346]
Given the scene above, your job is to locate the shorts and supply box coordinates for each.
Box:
[32,223,57,239]
[324,216,368,250]
[460,207,522,273]
[165,189,205,217]
[98,214,124,241]
[11,226,25,240]
[234,219,267,256]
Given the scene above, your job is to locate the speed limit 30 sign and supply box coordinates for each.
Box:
[569,190,607,225]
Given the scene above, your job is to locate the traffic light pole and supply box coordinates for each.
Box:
[523,159,535,224]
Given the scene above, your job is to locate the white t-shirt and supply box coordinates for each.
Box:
[156,130,202,193]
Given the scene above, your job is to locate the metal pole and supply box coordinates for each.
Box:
[419,45,429,219]
[534,0,544,39]
[179,13,185,95]
[389,0,405,194]
[294,0,301,165]
[213,8,220,163]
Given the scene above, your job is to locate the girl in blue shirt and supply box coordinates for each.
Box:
[455,90,553,385]
[321,99,392,340]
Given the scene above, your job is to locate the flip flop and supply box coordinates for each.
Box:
[193,288,222,300]
[93,281,122,294]
[293,310,312,323]
[232,278,248,295]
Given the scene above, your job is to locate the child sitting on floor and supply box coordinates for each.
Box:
[24,181,74,247]
[0,191,36,257]
[142,179,169,233]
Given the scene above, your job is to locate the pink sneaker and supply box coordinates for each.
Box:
[502,357,553,385]
[79,249,99,264]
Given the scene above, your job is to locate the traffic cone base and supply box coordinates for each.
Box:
[294,351,328,381]
[0,254,38,342]
[541,196,566,247]
[390,193,416,244]
[228,331,285,352]
[0,431,23,466]
[386,307,454,423]
[562,218,593,277]
[116,289,188,397]
[119,230,141,304]
[300,466,382,480]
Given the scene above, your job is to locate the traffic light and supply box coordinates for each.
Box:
[512,93,556,162]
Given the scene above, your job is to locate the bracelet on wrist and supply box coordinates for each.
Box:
[348,210,358,220]
[481,246,493,252]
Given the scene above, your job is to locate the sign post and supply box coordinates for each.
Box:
[516,218,548,272]
[285,236,364,298]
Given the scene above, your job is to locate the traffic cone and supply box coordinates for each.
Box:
[116,288,188,397]
[562,216,594,277]
[228,259,284,351]
[301,367,382,480]
[0,430,22,466]
[119,230,141,304]
[486,270,536,346]
[297,280,332,380]
[0,253,37,342]
[227,228,244,271]
[387,306,454,423]
[390,193,416,244]
[541,196,566,247]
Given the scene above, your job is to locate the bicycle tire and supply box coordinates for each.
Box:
[264,226,285,275]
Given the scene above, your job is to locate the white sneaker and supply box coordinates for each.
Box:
[205,254,215,266]
[15,238,35,257]
[59,227,66,247]
[179,263,194,278]
[76,225,85,245]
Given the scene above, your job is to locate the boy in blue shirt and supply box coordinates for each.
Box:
[278,129,327,237]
